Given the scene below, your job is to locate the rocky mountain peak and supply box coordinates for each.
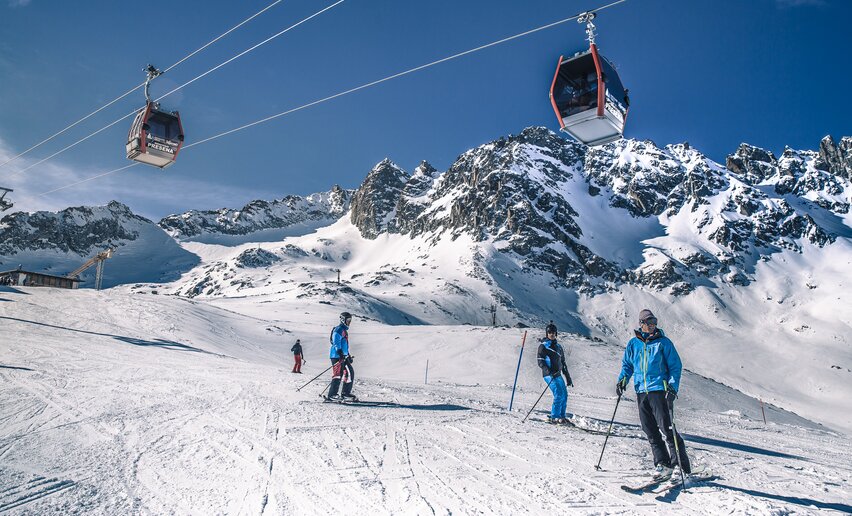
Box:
[413,160,438,178]
[585,139,691,217]
[350,159,410,239]
[158,187,352,241]
[0,201,150,256]
[817,135,852,180]
[726,143,778,184]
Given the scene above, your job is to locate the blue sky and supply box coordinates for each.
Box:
[0,0,848,219]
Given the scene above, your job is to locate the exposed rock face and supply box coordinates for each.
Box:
[235,248,281,268]
[349,159,409,239]
[387,127,621,288]
[586,139,688,217]
[817,135,852,180]
[0,201,198,288]
[341,128,850,293]
[159,186,351,239]
[726,144,778,185]
[388,161,440,235]
[0,201,147,256]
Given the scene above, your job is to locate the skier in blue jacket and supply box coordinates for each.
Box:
[616,309,691,479]
[537,321,573,424]
[327,312,356,401]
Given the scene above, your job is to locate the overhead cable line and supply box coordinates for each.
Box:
[11,0,345,180]
[187,0,629,148]
[37,0,627,197]
[0,0,286,171]
[38,163,141,197]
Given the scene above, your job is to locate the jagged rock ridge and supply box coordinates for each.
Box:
[158,186,351,240]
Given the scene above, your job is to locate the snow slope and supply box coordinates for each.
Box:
[580,238,852,434]
[1,287,850,514]
[152,203,852,435]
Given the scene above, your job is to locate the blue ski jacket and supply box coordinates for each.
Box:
[617,328,682,394]
[329,323,350,359]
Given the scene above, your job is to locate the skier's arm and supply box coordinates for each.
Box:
[536,343,551,375]
[662,339,683,391]
[332,329,346,359]
[339,332,350,357]
[617,343,634,384]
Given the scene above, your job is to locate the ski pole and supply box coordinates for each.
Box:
[669,400,688,491]
[296,362,334,391]
[522,375,554,423]
[594,391,622,470]
[508,331,528,411]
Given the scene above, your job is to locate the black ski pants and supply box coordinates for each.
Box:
[637,391,690,472]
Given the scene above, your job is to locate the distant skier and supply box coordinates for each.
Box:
[537,321,573,424]
[291,339,305,373]
[616,309,691,480]
[327,312,356,401]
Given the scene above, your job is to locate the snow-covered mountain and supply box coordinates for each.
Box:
[3,128,850,432]
[158,186,351,245]
[0,201,198,288]
[164,127,850,303]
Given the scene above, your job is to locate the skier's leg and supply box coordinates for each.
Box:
[292,355,298,373]
[328,358,343,397]
[650,391,691,473]
[637,392,672,467]
[545,376,559,419]
[553,376,568,419]
[341,362,355,396]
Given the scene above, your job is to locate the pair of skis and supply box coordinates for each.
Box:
[621,469,715,495]
[322,394,361,403]
[321,395,399,408]
[531,417,610,436]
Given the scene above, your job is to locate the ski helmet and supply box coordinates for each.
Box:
[340,311,353,325]
[545,321,557,336]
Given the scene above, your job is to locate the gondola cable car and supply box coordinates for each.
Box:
[0,187,13,212]
[549,12,629,146]
[126,65,185,168]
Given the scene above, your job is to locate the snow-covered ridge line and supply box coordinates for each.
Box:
[157,185,352,243]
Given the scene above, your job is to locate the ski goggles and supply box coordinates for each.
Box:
[640,317,658,326]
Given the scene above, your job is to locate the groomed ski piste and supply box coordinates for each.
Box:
[2,286,851,515]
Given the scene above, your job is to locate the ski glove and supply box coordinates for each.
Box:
[564,372,574,387]
[665,384,677,405]
[345,355,354,365]
[616,378,627,397]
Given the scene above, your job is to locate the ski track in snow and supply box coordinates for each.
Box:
[1,288,851,515]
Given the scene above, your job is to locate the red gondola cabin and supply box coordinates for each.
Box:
[549,44,629,146]
[126,102,184,168]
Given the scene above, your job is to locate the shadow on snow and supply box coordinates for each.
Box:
[0,364,35,371]
[705,482,852,513]
[336,402,470,411]
[0,315,228,357]
[657,480,851,512]
[682,433,809,461]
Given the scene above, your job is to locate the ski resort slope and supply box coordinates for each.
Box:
[2,287,851,514]
[580,238,852,435]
